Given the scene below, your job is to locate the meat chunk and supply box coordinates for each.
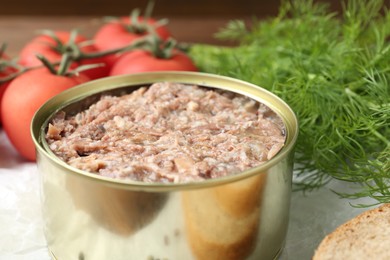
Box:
[45,82,286,183]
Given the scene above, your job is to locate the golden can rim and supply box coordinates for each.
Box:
[31,71,299,191]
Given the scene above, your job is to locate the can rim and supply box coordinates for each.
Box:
[31,71,299,191]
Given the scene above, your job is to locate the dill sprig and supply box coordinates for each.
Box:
[189,0,390,204]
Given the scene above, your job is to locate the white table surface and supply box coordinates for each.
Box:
[0,129,376,260]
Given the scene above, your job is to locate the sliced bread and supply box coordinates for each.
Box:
[313,203,390,260]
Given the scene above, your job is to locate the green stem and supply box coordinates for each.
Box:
[144,0,155,20]
[0,70,26,84]
[129,8,142,33]
[370,128,390,147]
[0,43,6,57]
[57,53,72,76]
[133,35,177,59]
[37,29,64,51]
[345,87,390,147]
[77,35,153,60]
[125,0,156,34]
[68,30,79,46]
[160,38,176,59]
[35,54,58,75]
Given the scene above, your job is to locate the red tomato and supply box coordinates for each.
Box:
[1,67,89,161]
[78,44,110,80]
[109,49,198,76]
[0,83,11,125]
[19,31,110,80]
[0,54,18,124]
[93,17,171,66]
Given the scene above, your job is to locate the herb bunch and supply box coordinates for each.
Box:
[189,0,390,204]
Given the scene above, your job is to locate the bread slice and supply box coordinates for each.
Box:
[313,203,390,260]
[182,174,266,260]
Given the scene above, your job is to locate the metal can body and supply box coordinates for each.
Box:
[32,72,298,260]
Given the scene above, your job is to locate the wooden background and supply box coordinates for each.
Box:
[0,0,345,56]
[0,0,344,17]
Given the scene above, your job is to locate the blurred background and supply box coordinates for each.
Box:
[1,0,344,17]
[0,0,344,56]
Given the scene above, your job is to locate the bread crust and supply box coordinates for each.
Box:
[313,203,390,260]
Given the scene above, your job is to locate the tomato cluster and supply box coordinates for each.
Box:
[0,9,198,161]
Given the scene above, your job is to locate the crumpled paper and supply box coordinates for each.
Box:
[0,130,50,260]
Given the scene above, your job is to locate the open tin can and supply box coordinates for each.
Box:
[31,71,298,260]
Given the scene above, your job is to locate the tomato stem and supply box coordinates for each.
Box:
[0,68,27,84]
[161,38,176,58]
[31,29,150,62]
[0,43,6,57]
[37,29,65,52]
[126,0,157,34]
[34,53,78,77]
[102,0,165,37]
[144,0,155,21]
[57,53,72,75]
[129,8,143,34]
[0,47,28,84]
[77,35,154,60]
[139,35,177,59]
[36,54,58,75]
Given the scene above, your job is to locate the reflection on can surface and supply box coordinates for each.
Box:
[32,71,298,260]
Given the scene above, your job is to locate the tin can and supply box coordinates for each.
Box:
[31,71,298,260]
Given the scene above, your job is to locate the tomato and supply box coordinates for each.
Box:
[0,82,11,125]
[93,16,171,67]
[109,49,198,75]
[78,44,111,80]
[1,67,89,161]
[19,31,110,80]
[0,54,18,124]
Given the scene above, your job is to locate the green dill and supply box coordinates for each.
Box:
[189,0,390,204]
